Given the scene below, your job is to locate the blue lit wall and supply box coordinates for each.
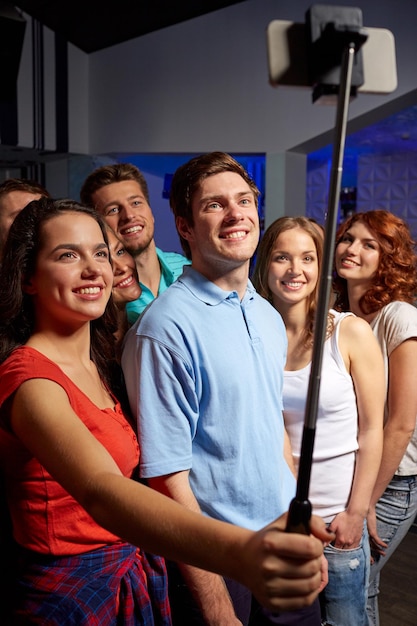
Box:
[109,153,266,253]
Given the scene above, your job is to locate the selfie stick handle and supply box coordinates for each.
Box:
[286,42,356,534]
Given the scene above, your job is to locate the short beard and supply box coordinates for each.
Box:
[125,233,153,258]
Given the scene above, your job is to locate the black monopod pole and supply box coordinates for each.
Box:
[285,42,357,534]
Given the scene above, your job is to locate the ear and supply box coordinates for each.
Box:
[22,277,37,295]
[176,216,194,243]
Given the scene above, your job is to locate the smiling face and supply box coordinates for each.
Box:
[335,220,381,288]
[267,227,319,311]
[91,180,155,257]
[107,228,141,307]
[26,212,113,329]
[176,171,259,279]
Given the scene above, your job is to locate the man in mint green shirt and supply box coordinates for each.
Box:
[80,163,190,324]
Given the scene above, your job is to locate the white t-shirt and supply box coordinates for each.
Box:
[371,301,417,476]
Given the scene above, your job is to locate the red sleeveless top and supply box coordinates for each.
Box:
[0,346,139,555]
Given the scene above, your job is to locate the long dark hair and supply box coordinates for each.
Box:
[0,197,120,394]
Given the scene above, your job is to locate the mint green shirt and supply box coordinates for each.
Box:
[125,247,190,324]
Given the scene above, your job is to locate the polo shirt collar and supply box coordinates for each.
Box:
[178,265,255,305]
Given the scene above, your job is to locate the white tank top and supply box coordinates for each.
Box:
[284,310,358,522]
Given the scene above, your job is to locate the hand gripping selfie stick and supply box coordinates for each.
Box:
[266,4,397,534]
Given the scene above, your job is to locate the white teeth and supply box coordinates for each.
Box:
[283,282,303,287]
[118,276,133,288]
[77,287,101,295]
[124,225,143,234]
[223,231,246,239]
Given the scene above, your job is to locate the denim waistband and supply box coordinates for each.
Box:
[392,474,417,483]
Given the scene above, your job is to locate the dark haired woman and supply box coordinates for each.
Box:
[106,225,141,349]
[334,209,417,626]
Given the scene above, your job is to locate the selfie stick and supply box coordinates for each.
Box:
[284,23,369,534]
[267,5,397,535]
[285,42,355,533]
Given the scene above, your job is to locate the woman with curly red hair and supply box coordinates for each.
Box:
[333,209,417,626]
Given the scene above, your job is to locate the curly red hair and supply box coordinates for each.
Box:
[333,209,417,314]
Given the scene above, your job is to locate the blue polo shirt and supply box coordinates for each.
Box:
[122,266,296,531]
[125,247,190,324]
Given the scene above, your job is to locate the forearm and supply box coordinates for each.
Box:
[348,431,383,517]
[284,428,297,477]
[333,458,379,545]
[328,425,383,546]
[370,423,414,506]
[371,339,417,504]
[176,563,241,625]
[87,472,249,574]
[86,473,329,614]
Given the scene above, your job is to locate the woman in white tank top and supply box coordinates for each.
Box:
[253,216,385,626]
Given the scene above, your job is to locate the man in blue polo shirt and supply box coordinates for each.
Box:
[80,162,190,323]
[121,153,327,626]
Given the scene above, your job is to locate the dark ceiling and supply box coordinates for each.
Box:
[14,1,246,54]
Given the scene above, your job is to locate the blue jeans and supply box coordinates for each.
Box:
[366,474,417,626]
[320,522,370,626]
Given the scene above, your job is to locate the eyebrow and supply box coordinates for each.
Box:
[102,193,145,210]
[272,248,316,255]
[50,242,109,254]
[346,233,378,244]
[198,190,254,206]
